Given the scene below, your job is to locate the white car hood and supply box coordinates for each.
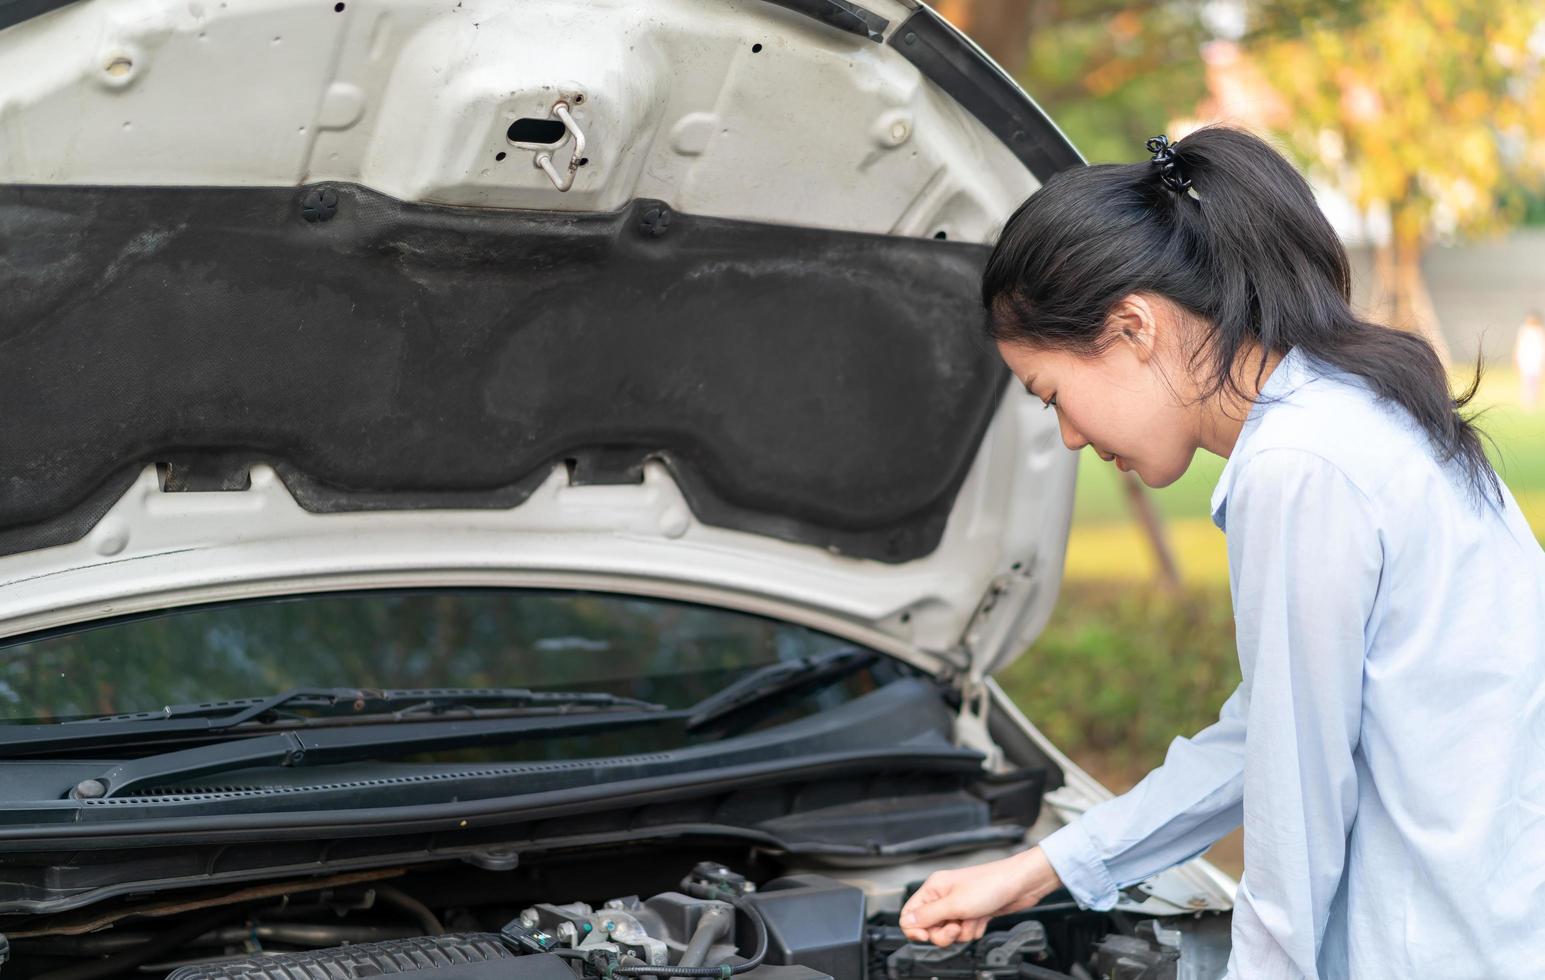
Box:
[0,0,1080,677]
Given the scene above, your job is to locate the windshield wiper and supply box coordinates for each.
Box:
[0,688,664,758]
[34,651,883,800]
[685,647,876,732]
[78,687,660,728]
[68,707,688,800]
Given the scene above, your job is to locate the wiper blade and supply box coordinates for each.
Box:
[68,708,688,800]
[0,689,663,758]
[685,647,876,732]
[34,653,882,799]
[74,687,660,729]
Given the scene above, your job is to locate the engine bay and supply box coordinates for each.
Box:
[0,844,1221,980]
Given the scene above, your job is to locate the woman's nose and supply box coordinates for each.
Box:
[1057,414,1089,452]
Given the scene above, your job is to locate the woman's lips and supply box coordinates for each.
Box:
[1096,448,1131,472]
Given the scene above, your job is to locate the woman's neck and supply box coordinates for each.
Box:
[1198,346,1284,459]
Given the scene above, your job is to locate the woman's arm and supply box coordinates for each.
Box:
[900,683,1248,946]
[1035,686,1248,908]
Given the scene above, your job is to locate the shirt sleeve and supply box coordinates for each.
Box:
[1222,449,1378,979]
[1037,681,1248,910]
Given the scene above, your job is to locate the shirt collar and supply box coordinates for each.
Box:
[1209,346,1310,531]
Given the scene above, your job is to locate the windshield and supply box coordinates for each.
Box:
[0,589,883,725]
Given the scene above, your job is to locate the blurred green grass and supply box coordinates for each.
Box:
[997,581,1240,776]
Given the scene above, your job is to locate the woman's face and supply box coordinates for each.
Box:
[994,294,1202,488]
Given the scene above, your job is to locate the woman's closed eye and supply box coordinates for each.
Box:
[1018,375,1054,410]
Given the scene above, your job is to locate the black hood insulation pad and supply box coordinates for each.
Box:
[1,184,1004,562]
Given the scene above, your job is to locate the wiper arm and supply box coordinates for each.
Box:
[80,687,659,729]
[69,707,687,800]
[685,647,876,732]
[45,653,881,799]
[0,689,663,758]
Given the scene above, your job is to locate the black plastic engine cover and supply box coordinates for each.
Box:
[739,875,868,980]
[164,933,572,980]
[1089,920,1180,980]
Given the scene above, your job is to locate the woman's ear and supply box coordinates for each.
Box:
[1106,293,1161,363]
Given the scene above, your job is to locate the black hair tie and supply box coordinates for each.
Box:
[1145,134,1192,194]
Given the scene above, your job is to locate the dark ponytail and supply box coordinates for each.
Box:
[982,125,1498,503]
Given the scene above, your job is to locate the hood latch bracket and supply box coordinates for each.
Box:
[533,101,586,192]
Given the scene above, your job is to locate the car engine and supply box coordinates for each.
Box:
[0,858,1203,980]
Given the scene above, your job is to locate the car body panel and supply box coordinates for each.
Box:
[0,0,1082,673]
[0,0,1238,935]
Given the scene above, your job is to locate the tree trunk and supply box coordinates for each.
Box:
[1376,206,1452,366]
[1393,232,1451,366]
[1120,471,1182,594]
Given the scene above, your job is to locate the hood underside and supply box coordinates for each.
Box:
[4,186,999,564]
[0,0,1081,670]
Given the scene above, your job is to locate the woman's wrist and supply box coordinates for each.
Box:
[1007,846,1063,911]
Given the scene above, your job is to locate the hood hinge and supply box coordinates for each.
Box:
[949,561,1040,771]
[953,682,1002,770]
[959,563,1041,684]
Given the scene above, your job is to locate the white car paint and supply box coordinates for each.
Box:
[0,0,1236,914]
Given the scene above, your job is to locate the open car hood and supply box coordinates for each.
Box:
[0,0,1081,679]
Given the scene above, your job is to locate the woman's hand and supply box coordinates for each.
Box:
[897,846,1063,947]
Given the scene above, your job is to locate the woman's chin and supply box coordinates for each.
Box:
[1133,462,1184,489]
[1106,454,1182,488]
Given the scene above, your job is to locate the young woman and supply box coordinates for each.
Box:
[898,128,1545,979]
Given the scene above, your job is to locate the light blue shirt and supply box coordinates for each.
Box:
[1038,348,1545,979]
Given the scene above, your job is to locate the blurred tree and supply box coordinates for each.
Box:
[934,0,1037,75]
[1240,0,1545,360]
[966,0,1214,164]
[946,0,1545,359]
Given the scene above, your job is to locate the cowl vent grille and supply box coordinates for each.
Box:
[80,754,678,804]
